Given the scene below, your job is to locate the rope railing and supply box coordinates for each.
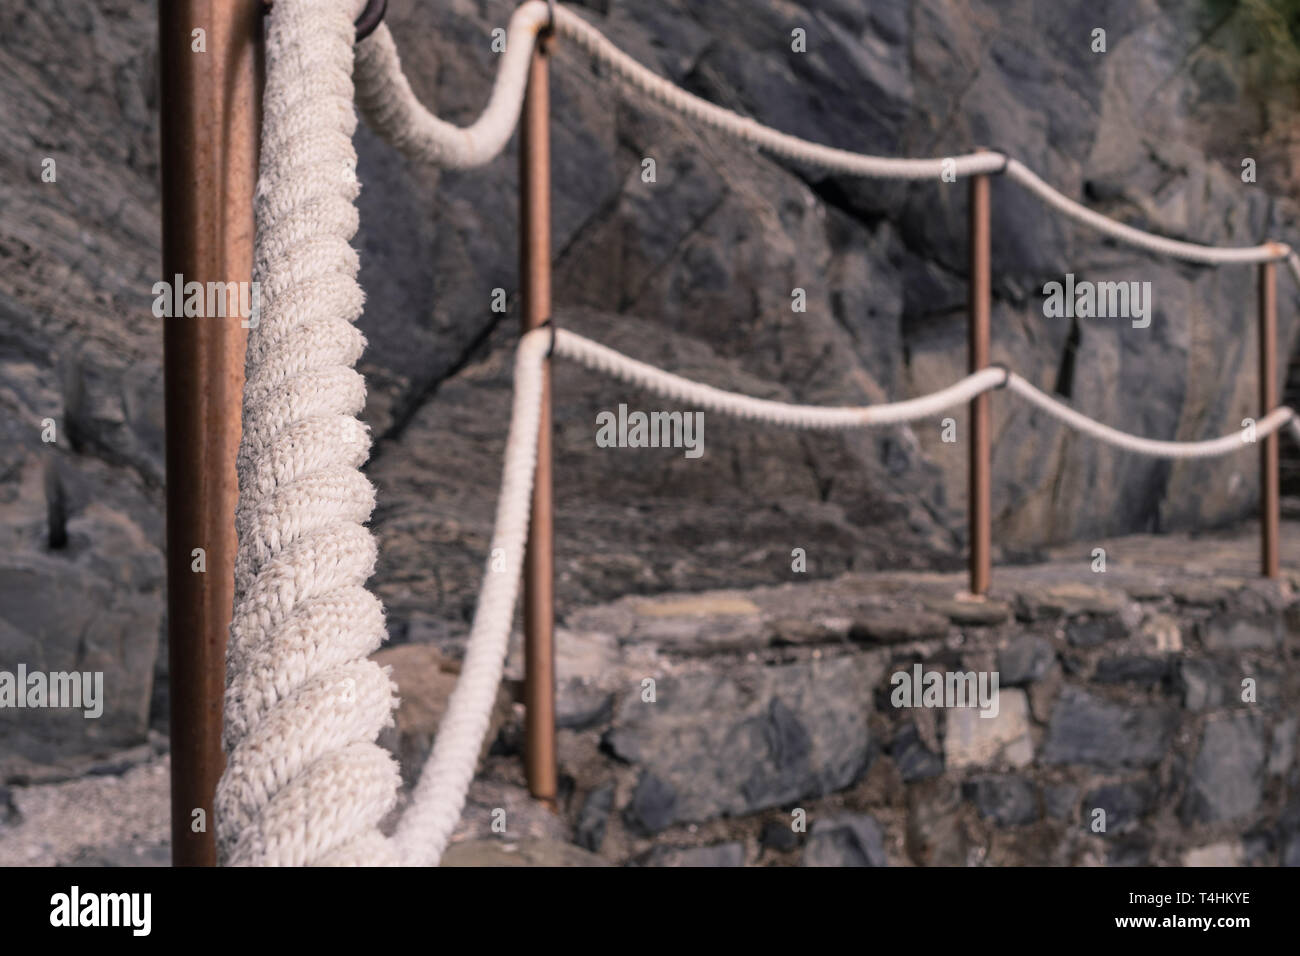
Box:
[390,323,1300,867]
[219,0,1299,868]
[354,1,1299,277]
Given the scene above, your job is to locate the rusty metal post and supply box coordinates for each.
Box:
[968,170,992,595]
[520,30,557,808]
[1259,257,1280,578]
[159,0,263,865]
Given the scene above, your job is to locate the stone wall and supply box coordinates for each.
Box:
[431,549,1300,865]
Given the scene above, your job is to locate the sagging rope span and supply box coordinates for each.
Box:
[354,1,1298,277]
[221,0,1300,866]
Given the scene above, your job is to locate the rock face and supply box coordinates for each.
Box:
[602,655,881,831]
[1,0,1299,772]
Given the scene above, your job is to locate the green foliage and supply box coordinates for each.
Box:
[1209,0,1300,85]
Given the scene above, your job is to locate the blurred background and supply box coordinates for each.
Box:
[1,0,1299,866]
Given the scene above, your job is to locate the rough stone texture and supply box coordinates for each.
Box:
[963,774,1039,826]
[603,654,882,830]
[371,643,514,788]
[891,721,943,781]
[4,536,1300,866]
[944,688,1033,769]
[803,814,888,866]
[1042,687,1177,768]
[574,782,615,852]
[440,839,610,867]
[998,636,1056,686]
[1181,714,1267,824]
[1083,780,1153,833]
[637,842,746,867]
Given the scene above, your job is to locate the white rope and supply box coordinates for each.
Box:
[551,328,1297,458]
[1003,374,1295,458]
[218,0,402,867]
[353,3,550,168]
[354,2,1293,268]
[1003,160,1286,266]
[552,328,1006,427]
[391,330,548,866]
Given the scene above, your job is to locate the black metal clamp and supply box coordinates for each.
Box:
[536,318,557,358]
[261,0,386,41]
[354,0,387,41]
[978,146,1011,175]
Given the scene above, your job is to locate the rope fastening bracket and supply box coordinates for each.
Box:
[261,0,387,41]
[536,318,557,358]
[977,146,1011,175]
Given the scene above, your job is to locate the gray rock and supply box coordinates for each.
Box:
[440,840,611,867]
[1199,616,1282,651]
[1270,717,1297,776]
[1092,656,1172,687]
[998,636,1056,686]
[574,783,615,853]
[944,688,1033,769]
[849,608,949,644]
[1083,781,1153,832]
[1284,835,1300,868]
[962,774,1039,826]
[68,843,170,867]
[1108,835,1152,868]
[1043,783,1079,821]
[803,814,888,867]
[759,820,800,852]
[1177,659,1225,711]
[1042,687,1178,768]
[604,656,879,829]
[1182,714,1266,823]
[623,773,678,836]
[1065,614,1127,648]
[0,786,18,827]
[924,597,1011,627]
[891,721,943,781]
[638,842,745,867]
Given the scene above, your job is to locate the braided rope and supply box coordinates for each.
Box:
[354,2,1293,270]
[552,328,1297,456]
[218,0,402,867]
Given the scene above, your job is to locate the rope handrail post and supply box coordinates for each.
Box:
[158,0,263,866]
[968,158,993,595]
[1260,255,1281,578]
[520,20,558,809]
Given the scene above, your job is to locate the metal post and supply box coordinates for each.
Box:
[159,0,263,865]
[520,30,557,807]
[968,170,992,595]
[1259,257,1280,578]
